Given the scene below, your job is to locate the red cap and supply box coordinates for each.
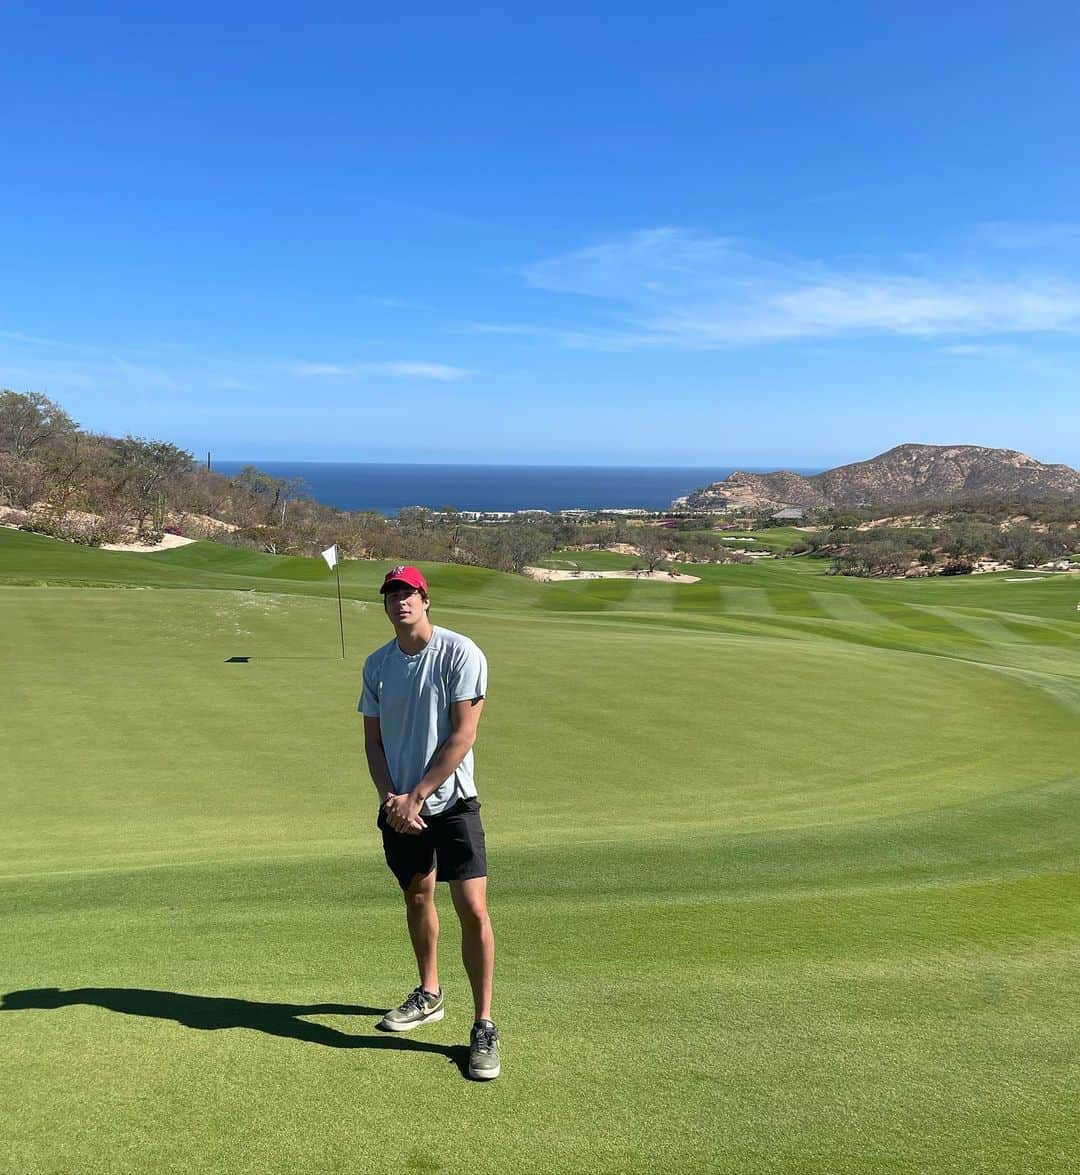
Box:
[379,565,429,595]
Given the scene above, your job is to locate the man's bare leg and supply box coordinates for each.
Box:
[404,869,440,993]
[450,877,494,1021]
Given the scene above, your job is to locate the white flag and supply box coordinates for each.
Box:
[321,544,340,570]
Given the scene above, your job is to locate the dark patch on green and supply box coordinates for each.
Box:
[537,584,610,612]
[583,577,638,605]
[671,583,725,613]
[764,587,833,618]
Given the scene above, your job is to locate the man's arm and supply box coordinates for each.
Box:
[363,716,394,801]
[364,716,426,833]
[415,697,485,802]
[383,698,484,832]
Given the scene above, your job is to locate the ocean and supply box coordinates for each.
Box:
[212,461,806,516]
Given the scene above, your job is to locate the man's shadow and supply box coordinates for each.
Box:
[1,988,468,1073]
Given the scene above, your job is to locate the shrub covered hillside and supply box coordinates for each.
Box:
[0,390,626,569]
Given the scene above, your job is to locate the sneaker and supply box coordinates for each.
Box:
[469,1019,500,1079]
[377,987,444,1032]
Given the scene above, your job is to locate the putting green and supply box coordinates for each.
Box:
[2,529,1077,1174]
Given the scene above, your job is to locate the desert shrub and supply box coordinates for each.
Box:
[991,522,1056,568]
[18,514,110,546]
[92,512,131,544]
[19,518,52,536]
[176,516,229,541]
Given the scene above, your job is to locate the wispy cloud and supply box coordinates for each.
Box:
[459,321,555,337]
[0,329,473,395]
[500,227,1080,350]
[286,360,471,381]
[938,343,1019,357]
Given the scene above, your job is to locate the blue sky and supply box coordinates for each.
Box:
[3,1,1080,466]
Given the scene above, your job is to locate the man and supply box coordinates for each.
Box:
[359,564,500,1080]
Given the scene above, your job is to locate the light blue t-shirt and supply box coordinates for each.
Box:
[359,625,488,815]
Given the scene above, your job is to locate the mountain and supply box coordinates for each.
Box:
[674,444,1080,511]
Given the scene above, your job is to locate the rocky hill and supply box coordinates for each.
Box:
[675,444,1080,511]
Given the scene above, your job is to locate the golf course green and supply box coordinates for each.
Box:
[2,527,1078,1173]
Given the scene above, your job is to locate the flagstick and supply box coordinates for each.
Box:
[334,562,345,659]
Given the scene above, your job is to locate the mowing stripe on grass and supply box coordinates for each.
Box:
[720,585,775,615]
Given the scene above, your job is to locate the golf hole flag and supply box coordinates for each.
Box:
[321,544,346,657]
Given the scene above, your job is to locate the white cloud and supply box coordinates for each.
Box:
[512,227,1080,350]
[460,321,554,337]
[370,361,470,381]
[939,343,1019,357]
[286,360,470,381]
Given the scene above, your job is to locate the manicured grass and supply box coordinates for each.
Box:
[2,528,1078,1173]
[711,525,812,551]
[537,547,641,570]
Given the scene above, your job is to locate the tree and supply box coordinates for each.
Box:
[491,523,551,573]
[0,391,77,460]
[634,527,668,573]
[940,520,996,559]
[397,506,432,531]
[234,466,308,525]
[993,522,1054,568]
[111,436,194,531]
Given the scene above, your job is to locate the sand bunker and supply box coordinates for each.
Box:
[523,566,700,584]
[101,534,198,553]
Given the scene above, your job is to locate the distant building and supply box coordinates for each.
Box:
[771,507,806,522]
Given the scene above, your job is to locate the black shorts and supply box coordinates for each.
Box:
[377,796,487,890]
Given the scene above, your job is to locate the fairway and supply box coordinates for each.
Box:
[2,530,1078,1174]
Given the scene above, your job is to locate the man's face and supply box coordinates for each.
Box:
[384,585,429,625]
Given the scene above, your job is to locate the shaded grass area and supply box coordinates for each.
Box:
[2,528,1079,1172]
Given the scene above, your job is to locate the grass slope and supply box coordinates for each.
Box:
[1,528,1078,1174]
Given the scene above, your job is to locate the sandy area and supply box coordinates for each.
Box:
[523,566,700,584]
[171,511,239,534]
[100,533,199,553]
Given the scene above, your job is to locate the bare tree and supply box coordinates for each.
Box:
[0,391,77,460]
[634,526,668,573]
[234,466,309,524]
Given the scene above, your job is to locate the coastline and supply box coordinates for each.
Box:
[210,460,818,516]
